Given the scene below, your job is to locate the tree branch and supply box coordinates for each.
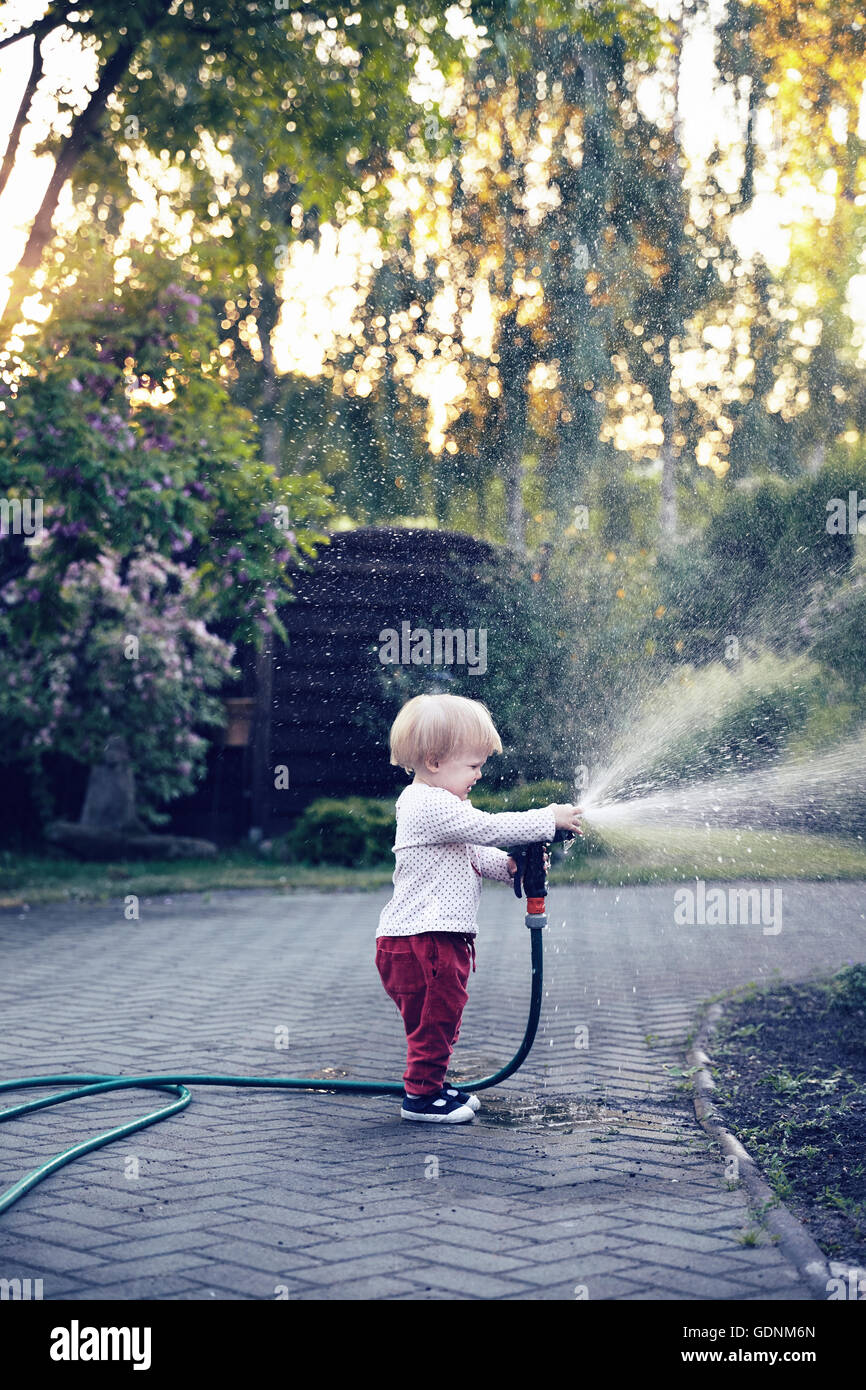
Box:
[0,28,46,201]
[0,2,78,51]
[0,20,47,52]
[1,1,175,338]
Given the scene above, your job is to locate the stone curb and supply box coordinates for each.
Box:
[687,1000,833,1302]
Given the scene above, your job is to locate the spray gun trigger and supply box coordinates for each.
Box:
[510,845,527,898]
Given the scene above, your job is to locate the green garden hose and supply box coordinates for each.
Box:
[0,928,545,1217]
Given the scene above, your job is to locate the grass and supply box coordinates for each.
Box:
[552,826,866,885]
[2,824,866,909]
[0,849,394,908]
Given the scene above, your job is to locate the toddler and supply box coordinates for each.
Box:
[376,692,583,1123]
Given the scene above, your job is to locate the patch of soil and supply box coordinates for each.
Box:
[708,963,866,1269]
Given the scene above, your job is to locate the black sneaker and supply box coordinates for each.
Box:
[401,1088,476,1123]
[443,1084,481,1113]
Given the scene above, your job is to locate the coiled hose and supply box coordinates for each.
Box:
[0,929,544,1217]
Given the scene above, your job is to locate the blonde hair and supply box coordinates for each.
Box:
[389,693,503,774]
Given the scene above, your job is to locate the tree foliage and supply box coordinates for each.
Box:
[0,238,333,816]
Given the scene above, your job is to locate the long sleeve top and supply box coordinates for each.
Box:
[376,781,557,938]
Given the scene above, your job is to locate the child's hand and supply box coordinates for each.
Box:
[552,803,583,834]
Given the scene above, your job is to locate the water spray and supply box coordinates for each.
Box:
[574,654,866,846]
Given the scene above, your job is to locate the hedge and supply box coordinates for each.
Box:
[272,780,574,866]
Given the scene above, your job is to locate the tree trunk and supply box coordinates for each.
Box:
[499,305,528,553]
[1,3,174,336]
[498,118,529,554]
[546,41,611,509]
[257,277,283,472]
[659,399,679,542]
[250,630,274,840]
[0,23,47,202]
[658,7,685,546]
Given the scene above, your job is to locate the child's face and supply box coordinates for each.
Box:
[422,746,488,799]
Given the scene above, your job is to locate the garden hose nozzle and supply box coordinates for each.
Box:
[508,827,574,929]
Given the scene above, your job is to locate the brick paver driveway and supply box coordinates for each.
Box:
[1,881,863,1299]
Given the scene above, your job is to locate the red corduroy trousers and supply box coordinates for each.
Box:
[376,931,476,1096]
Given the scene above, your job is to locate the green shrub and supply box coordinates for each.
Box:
[638,678,815,791]
[832,963,866,1015]
[273,797,396,866]
[470,779,570,812]
[273,780,580,866]
[810,579,866,696]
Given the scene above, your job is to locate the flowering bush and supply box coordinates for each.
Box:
[0,550,235,824]
[0,248,334,821]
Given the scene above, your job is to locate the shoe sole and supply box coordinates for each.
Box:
[400,1107,475,1123]
[403,1090,481,1113]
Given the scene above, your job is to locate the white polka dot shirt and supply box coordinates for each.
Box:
[377,781,557,938]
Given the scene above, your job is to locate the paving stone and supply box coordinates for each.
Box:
[293,1276,422,1300]
[519,1232,632,1262]
[294,1253,415,1284]
[404,1265,530,1298]
[412,1243,529,1275]
[622,1222,738,1253]
[107,1230,221,1261]
[0,1241,106,1274]
[518,1253,639,1284]
[193,1265,312,1299]
[50,1276,205,1301]
[634,1263,767,1300]
[77,1253,216,1284]
[3,881,860,1300]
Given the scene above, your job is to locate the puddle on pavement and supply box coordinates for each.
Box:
[474,1094,679,1135]
[297,1067,352,1082]
[448,1055,679,1133]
